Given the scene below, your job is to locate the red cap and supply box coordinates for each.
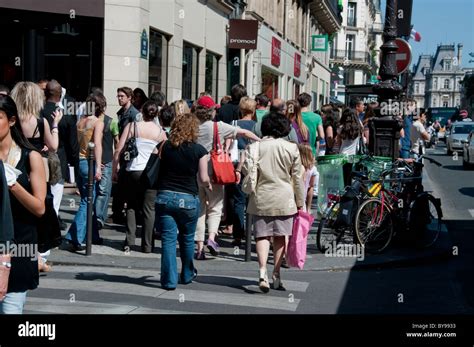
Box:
[197,96,218,109]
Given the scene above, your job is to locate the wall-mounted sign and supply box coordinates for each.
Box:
[311,34,328,51]
[294,53,301,77]
[228,19,259,50]
[271,37,281,67]
[141,29,148,59]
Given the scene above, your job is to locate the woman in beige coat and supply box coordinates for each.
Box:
[239,112,305,293]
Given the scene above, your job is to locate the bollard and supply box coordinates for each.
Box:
[86,142,95,256]
[245,213,252,262]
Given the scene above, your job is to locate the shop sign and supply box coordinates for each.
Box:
[294,53,301,77]
[271,37,281,67]
[228,19,259,49]
[311,34,328,51]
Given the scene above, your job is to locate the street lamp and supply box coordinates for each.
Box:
[370,0,404,159]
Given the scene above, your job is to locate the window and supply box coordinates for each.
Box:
[347,2,357,27]
[343,70,354,85]
[433,78,438,90]
[182,43,200,100]
[345,35,355,60]
[444,60,451,71]
[433,97,437,107]
[205,51,219,101]
[149,29,168,96]
[444,79,450,89]
[443,100,448,107]
[261,67,279,100]
[415,83,419,94]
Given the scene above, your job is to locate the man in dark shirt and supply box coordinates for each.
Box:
[216,84,247,124]
[112,87,140,224]
[116,87,140,136]
[41,80,79,230]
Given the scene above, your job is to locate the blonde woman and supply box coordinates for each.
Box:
[10,82,63,179]
[174,99,190,117]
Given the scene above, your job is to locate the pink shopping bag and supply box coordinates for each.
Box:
[287,210,314,270]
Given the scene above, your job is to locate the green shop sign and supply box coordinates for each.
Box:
[311,35,328,52]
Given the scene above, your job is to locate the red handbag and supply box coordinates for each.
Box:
[210,121,237,185]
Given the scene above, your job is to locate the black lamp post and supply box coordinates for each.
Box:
[369,0,404,160]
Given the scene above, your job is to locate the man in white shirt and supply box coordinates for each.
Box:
[410,108,430,158]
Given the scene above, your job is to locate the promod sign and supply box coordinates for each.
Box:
[228,19,259,50]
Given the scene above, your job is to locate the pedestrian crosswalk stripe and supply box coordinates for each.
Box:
[24,297,203,315]
[44,266,310,292]
[35,277,301,312]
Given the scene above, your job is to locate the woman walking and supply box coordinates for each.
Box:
[239,111,305,293]
[155,113,210,290]
[113,100,167,252]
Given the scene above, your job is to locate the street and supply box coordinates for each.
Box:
[22,144,473,316]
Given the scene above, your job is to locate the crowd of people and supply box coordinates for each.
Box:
[2,78,443,312]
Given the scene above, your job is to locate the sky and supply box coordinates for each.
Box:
[381,0,474,69]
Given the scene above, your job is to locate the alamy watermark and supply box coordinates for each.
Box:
[324,242,365,261]
[0,241,38,261]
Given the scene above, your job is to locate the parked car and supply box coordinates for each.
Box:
[446,121,474,155]
[462,130,474,169]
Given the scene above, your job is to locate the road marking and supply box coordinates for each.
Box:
[24,297,202,315]
[35,276,302,312]
[469,209,474,218]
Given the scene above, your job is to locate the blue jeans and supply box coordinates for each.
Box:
[95,162,113,225]
[228,181,246,239]
[400,147,410,159]
[155,191,200,289]
[65,159,99,245]
[0,291,27,314]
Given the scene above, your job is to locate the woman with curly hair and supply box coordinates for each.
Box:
[155,113,210,290]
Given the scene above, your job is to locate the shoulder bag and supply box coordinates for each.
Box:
[241,141,260,195]
[211,122,237,185]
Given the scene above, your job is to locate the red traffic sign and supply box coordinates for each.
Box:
[395,38,412,74]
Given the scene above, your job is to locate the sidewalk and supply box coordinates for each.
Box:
[50,190,453,272]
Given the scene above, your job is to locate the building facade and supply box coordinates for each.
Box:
[410,54,432,108]
[329,0,382,104]
[243,0,342,111]
[410,44,466,109]
[0,0,342,112]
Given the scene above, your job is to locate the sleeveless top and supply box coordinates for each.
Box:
[8,148,39,293]
[126,124,162,171]
[78,119,96,159]
[27,118,47,157]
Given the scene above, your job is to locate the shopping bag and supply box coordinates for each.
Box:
[287,210,314,269]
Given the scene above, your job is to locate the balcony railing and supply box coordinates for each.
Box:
[330,49,372,65]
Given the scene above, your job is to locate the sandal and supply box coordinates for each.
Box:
[258,270,270,293]
[272,273,285,291]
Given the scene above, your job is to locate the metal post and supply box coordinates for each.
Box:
[371,0,403,160]
[86,142,95,256]
[245,213,252,262]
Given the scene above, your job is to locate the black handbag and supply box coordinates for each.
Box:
[357,135,369,155]
[120,121,138,163]
[141,141,166,189]
[37,185,62,253]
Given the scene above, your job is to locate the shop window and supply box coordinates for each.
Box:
[261,67,279,100]
[182,42,200,100]
[149,29,169,96]
[205,51,219,102]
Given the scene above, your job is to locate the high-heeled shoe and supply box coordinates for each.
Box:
[258,269,270,293]
[272,273,285,291]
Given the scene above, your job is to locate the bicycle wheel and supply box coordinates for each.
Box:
[316,202,345,253]
[408,193,442,248]
[355,198,394,254]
